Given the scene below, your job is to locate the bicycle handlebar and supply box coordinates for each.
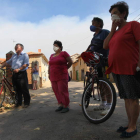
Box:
[0,68,14,72]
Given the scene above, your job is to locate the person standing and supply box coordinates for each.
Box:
[104,1,140,138]
[0,43,30,108]
[48,40,72,113]
[88,17,111,115]
[32,64,39,90]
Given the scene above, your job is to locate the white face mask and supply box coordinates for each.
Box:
[111,14,120,21]
[53,46,59,52]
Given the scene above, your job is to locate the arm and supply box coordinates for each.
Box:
[14,64,29,73]
[0,57,13,69]
[48,65,50,74]
[0,62,9,69]
[66,57,73,69]
[19,64,28,71]
[48,65,50,79]
[35,67,39,72]
[31,68,34,73]
[103,20,120,50]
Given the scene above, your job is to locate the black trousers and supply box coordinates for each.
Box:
[12,71,30,105]
[97,66,103,78]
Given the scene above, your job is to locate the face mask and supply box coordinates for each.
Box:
[53,46,59,52]
[111,14,120,21]
[90,25,96,32]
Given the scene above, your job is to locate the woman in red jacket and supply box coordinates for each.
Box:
[104,1,140,138]
[48,40,72,113]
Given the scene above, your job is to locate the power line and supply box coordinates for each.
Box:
[130,8,140,15]
[137,18,140,21]
[133,14,140,20]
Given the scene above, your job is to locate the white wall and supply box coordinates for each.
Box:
[41,57,49,86]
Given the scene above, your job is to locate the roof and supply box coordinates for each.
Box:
[70,53,80,63]
[27,52,49,63]
[27,52,43,55]
[0,58,6,64]
[70,53,80,57]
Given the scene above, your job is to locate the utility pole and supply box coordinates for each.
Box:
[12,39,16,47]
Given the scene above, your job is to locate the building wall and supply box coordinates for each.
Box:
[41,57,49,87]
[72,57,89,81]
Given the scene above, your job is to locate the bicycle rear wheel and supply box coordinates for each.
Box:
[0,84,5,107]
[82,78,116,124]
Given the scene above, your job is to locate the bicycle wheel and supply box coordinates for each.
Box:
[0,84,6,107]
[82,78,116,124]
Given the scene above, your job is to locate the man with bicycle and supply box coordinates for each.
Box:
[0,43,30,108]
[88,17,110,115]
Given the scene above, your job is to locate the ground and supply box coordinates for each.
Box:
[0,81,140,140]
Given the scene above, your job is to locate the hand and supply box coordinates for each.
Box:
[111,19,121,33]
[14,69,20,73]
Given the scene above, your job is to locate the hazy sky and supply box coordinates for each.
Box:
[0,0,140,59]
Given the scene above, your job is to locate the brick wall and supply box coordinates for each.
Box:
[6,51,15,86]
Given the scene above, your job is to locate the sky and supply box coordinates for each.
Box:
[0,0,140,59]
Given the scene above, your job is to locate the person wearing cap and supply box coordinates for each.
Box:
[0,43,30,108]
[48,40,72,113]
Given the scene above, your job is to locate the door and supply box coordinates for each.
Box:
[76,70,79,80]
[70,71,72,79]
[81,69,84,81]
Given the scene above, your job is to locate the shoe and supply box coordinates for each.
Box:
[100,108,110,116]
[15,104,22,108]
[55,106,63,112]
[61,108,69,113]
[120,129,137,138]
[23,105,29,108]
[117,126,128,133]
[94,104,106,111]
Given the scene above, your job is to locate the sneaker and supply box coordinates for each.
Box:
[100,108,110,116]
[23,105,30,108]
[94,104,106,111]
[15,104,22,108]
[55,106,63,112]
[61,107,69,113]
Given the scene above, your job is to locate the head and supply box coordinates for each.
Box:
[53,40,63,53]
[90,17,104,32]
[109,1,129,21]
[15,43,24,54]
[34,64,37,68]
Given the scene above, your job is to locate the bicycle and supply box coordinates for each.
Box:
[81,51,117,124]
[0,68,18,107]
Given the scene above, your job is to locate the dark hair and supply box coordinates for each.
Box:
[109,1,129,20]
[53,40,63,51]
[15,43,24,50]
[92,17,104,28]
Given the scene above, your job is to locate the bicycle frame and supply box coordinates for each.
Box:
[88,65,101,102]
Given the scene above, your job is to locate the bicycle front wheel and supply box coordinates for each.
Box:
[82,78,116,124]
[0,84,5,107]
